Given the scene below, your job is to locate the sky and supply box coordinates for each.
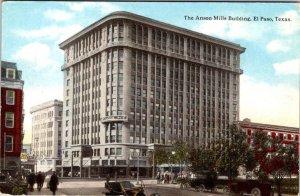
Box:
[2,2,299,144]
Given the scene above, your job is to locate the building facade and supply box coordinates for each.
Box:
[0,61,24,173]
[30,100,63,173]
[59,11,245,177]
[239,118,299,155]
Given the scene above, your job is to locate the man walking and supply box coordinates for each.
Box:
[49,171,59,195]
[36,171,43,191]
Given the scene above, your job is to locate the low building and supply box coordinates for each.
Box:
[239,118,299,153]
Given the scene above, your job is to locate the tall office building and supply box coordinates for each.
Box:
[30,100,63,172]
[59,11,245,177]
[1,61,24,173]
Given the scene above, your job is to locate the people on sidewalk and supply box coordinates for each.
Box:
[49,171,59,195]
[36,171,44,191]
[27,172,36,192]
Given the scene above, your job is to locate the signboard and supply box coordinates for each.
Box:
[20,153,28,162]
[100,115,128,123]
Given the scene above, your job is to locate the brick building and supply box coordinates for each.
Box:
[0,61,24,172]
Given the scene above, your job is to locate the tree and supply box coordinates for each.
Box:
[189,148,216,175]
[148,146,169,166]
[214,125,256,180]
[252,131,298,196]
[172,141,189,176]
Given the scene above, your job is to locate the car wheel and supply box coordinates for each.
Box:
[199,184,205,192]
[223,186,230,194]
[251,187,261,196]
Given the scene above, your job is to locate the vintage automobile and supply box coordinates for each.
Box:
[225,180,273,196]
[104,181,146,196]
[189,171,218,192]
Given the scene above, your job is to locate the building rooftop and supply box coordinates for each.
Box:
[238,119,299,133]
[59,11,245,53]
[30,99,63,113]
[1,60,23,80]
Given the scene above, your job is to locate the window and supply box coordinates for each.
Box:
[6,90,15,105]
[116,148,122,155]
[5,113,14,128]
[5,136,13,152]
[6,68,15,79]
[105,148,109,155]
[110,148,116,155]
[65,141,68,147]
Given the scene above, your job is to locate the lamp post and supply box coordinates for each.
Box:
[99,156,101,178]
[107,154,110,176]
[114,155,117,181]
[170,151,175,173]
[34,137,39,173]
[137,152,140,184]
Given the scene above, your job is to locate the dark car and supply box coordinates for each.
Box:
[189,171,217,192]
[104,181,145,196]
[227,180,273,196]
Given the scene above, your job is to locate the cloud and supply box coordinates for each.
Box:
[67,2,121,15]
[273,58,300,75]
[240,75,299,127]
[16,24,82,43]
[194,19,269,41]
[23,85,63,144]
[266,40,290,53]
[13,42,58,70]
[44,9,74,22]
[277,10,300,36]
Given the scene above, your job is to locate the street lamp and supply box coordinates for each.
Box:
[136,151,140,185]
[34,137,39,173]
[170,151,175,173]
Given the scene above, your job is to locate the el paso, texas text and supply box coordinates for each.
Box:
[185,15,291,22]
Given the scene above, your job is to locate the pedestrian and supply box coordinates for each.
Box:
[156,172,160,184]
[36,171,43,191]
[106,174,110,184]
[27,172,36,192]
[49,171,59,195]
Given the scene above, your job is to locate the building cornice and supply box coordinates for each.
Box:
[238,120,299,133]
[1,80,24,90]
[59,11,245,53]
[30,99,63,114]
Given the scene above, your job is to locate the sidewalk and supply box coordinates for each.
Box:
[27,184,66,196]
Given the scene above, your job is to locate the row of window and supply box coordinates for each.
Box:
[130,22,239,67]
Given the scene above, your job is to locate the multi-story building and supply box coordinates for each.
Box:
[30,100,63,173]
[0,61,24,173]
[59,11,245,177]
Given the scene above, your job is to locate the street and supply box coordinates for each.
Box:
[27,178,222,196]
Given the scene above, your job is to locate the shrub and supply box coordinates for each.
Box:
[11,186,26,195]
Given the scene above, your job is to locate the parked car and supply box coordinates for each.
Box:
[104,181,146,196]
[189,171,217,192]
[225,180,273,196]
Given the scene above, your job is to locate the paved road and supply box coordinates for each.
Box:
[27,178,221,196]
